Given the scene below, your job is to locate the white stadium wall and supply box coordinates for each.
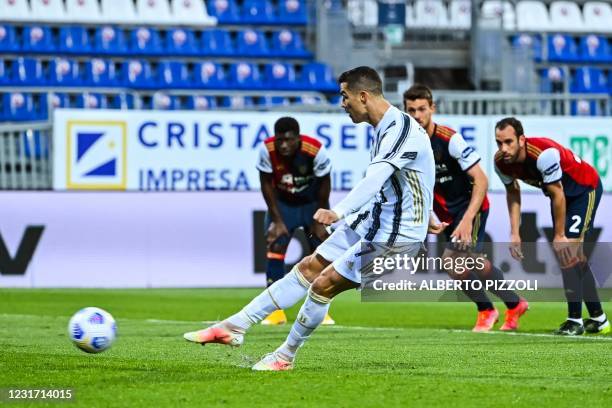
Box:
[0,110,611,288]
[52,109,612,192]
[1,191,612,288]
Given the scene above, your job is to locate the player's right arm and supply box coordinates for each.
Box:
[257,144,289,245]
[496,163,523,260]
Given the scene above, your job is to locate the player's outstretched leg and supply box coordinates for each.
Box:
[184,256,325,346]
[252,267,357,371]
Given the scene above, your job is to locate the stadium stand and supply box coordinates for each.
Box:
[0,0,338,120]
[516,1,551,31]
[1,0,611,124]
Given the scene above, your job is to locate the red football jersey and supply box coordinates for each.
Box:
[495,137,599,197]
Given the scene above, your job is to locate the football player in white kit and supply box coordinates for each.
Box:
[183,66,439,370]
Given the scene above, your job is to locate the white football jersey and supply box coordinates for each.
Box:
[346,106,435,244]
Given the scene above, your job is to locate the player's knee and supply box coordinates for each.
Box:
[310,272,335,299]
[297,255,324,283]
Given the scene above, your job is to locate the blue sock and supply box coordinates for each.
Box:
[266,255,286,287]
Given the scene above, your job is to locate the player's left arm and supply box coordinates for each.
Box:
[447,133,488,246]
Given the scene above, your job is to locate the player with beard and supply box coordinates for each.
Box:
[494,117,609,335]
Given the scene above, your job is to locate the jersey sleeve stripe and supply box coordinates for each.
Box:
[463,157,481,173]
[302,141,321,152]
[435,125,454,141]
[386,174,403,246]
[385,114,411,160]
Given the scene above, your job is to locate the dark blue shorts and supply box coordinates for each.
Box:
[557,180,602,239]
[444,209,489,253]
[264,200,319,247]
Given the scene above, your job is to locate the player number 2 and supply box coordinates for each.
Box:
[569,215,581,234]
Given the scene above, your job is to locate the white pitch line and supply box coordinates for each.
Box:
[448,328,612,341]
[3,314,611,341]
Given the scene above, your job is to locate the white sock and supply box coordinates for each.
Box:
[567,317,583,325]
[591,313,607,323]
[225,266,311,331]
[276,288,331,361]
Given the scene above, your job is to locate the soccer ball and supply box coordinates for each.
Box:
[68,307,117,353]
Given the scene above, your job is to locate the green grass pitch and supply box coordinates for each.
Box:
[1,288,611,407]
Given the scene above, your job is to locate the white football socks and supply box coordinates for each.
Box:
[225,265,311,332]
[276,288,332,361]
[591,313,607,323]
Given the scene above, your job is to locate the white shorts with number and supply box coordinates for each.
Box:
[315,222,367,284]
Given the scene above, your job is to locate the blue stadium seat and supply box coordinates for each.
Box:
[152,93,178,110]
[264,62,297,90]
[219,95,255,108]
[94,26,127,55]
[121,60,155,89]
[511,34,542,63]
[76,93,109,109]
[186,95,218,110]
[241,0,276,24]
[49,92,70,109]
[228,62,263,89]
[236,29,270,57]
[547,34,578,62]
[84,59,118,87]
[278,0,307,24]
[208,0,240,24]
[59,26,92,55]
[157,61,190,89]
[571,100,598,116]
[200,29,234,57]
[193,62,227,89]
[271,30,311,58]
[48,58,82,86]
[609,70,612,94]
[11,58,45,86]
[571,67,607,93]
[3,92,35,121]
[130,27,162,55]
[111,93,135,110]
[257,96,290,107]
[22,25,55,53]
[300,62,337,91]
[166,28,197,56]
[539,66,565,93]
[0,59,9,85]
[579,35,610,63]
[0,25,19,52]
[22,129,50,158]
